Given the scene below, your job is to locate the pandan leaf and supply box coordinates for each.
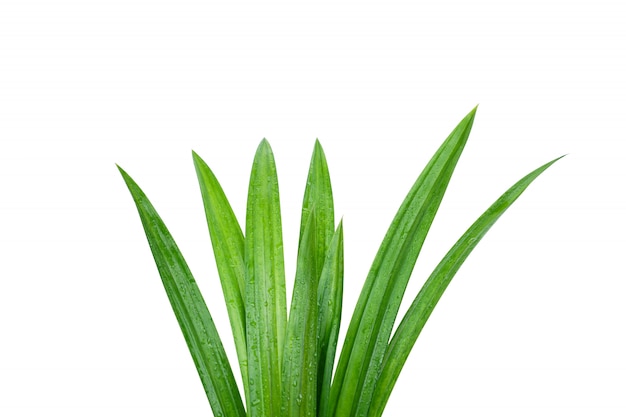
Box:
[300,139,335,274]
[118,166,246,417]
[119,107,562,417]
[245,139,287,417]
[316,221,344,417]
[297,140,342,416]
[282,208,319,417]
[192,151,248,398]
[367,155,563,416]
[331,107,477,417]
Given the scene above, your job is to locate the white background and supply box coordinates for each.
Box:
[1,0,624,415]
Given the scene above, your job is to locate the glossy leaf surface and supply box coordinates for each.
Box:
[297,140,342,416]
[282,209,319,417]
[193,151,248,397]
[368,156,563,416]
[245,139,287,417]
[119,107,561,417]
[316,222,344,417]
[331,107,477,417]
[118,166,245,417]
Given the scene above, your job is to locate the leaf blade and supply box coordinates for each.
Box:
[245,139,287,417]
[282,208,319,417]
[317,221,344,417]
[368,156,563,416]
[331,107,478,417]
[300,139,335,273]
[192,151,248,398]
[118,166,246,417]
[298,140,340,415]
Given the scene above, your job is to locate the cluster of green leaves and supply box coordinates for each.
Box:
[119,107,561,417]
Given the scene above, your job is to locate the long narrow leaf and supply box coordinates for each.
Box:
[118,166,246,417]
[331,107,477,417]
[300,139,335,273]
[317,221,344,417]
[298,140,339,414]
[245,139,287,417]
[192,151,248,398]
[368,155,563,417]
[282,209,319,416]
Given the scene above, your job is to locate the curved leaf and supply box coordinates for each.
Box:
[118,166,245,417]
[331,107,477,417]
[368,156,564,417]
[192,151,248,398]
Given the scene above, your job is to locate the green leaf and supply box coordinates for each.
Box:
[192,151,248,399]
[331,107,477,417]
[245,139,287,417]
[298,140,340,415]
[300,139,335,274]
[368,155,564,417]
[316,221,344,417]
[282,208,319,417]
[118,166,246,417]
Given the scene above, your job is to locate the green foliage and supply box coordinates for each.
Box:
[119,107,561,416]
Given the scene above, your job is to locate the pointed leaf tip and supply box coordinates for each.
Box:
[313,139,326,157]
[119,169,245,416]
[117,165,134,184]
[467,105,478,120]
[245,137,286,415]
[331,106,480,416]
[191,150,208,170]
[255,138,274,158]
